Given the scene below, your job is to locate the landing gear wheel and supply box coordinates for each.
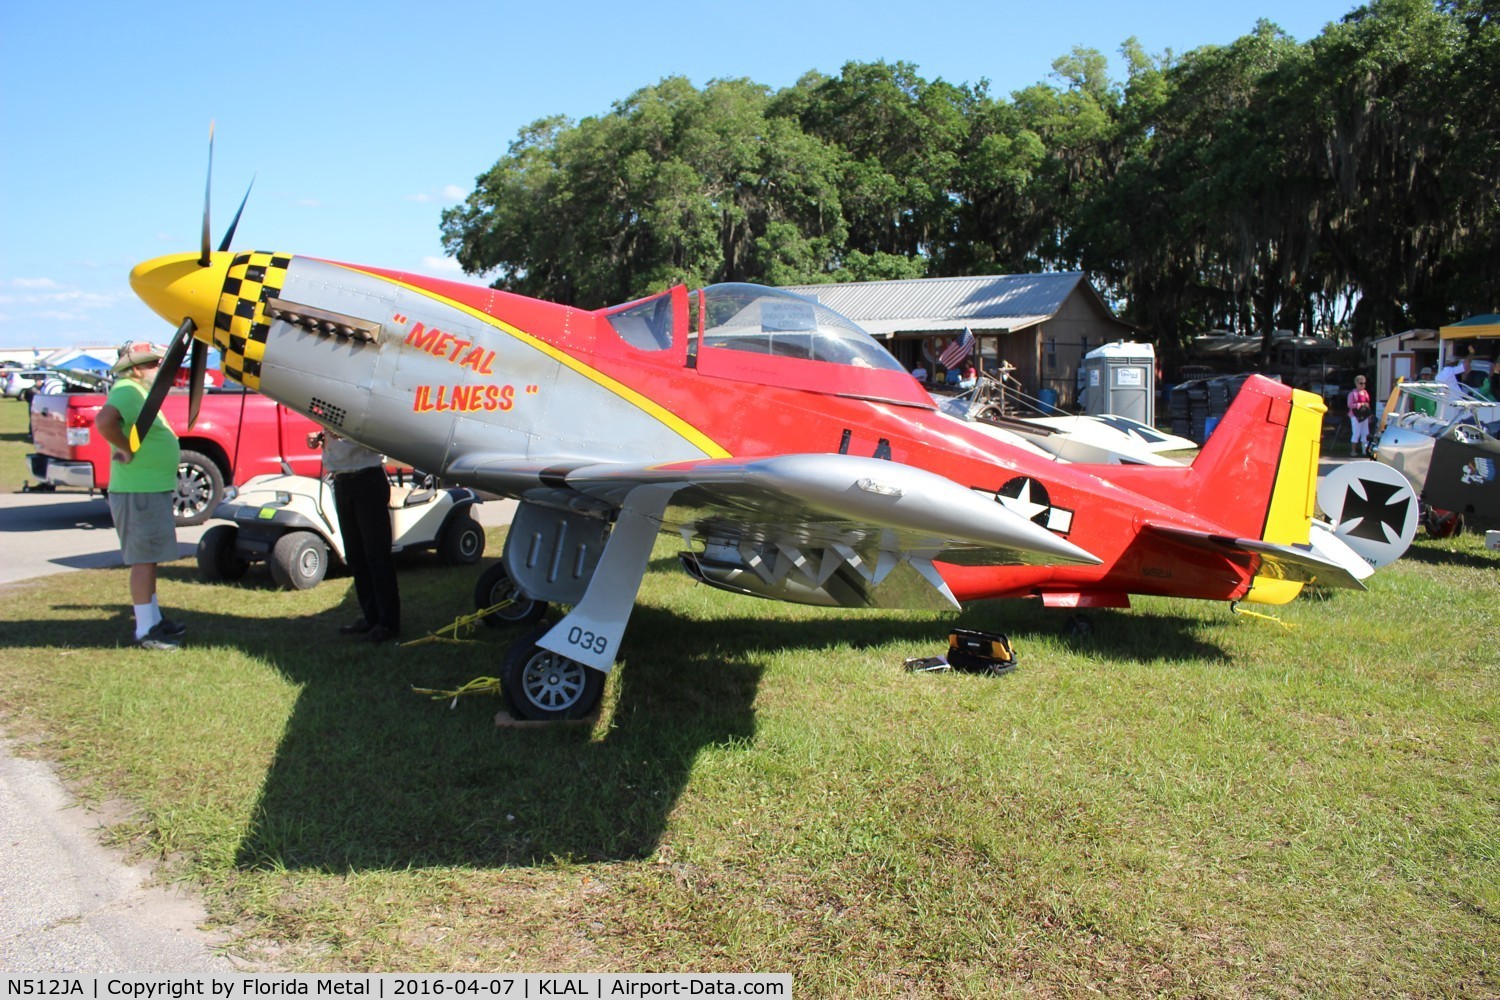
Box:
[438,510,486,565]
[501,624,604,721]
[196,523,248,582]
[474,561,548,626]
[269,530,329,590]
[174,449,224,526]
[1063,613,1093,637]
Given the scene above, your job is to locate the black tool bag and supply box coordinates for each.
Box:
[946,628,1018,676]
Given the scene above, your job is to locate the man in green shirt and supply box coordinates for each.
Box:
[96,340,187,651]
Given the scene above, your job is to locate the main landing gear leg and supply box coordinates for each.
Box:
[501,484,678,721]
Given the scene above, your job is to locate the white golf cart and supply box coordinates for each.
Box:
[196,468,486,589]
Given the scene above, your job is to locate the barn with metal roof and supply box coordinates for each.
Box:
[779,272,1135,405]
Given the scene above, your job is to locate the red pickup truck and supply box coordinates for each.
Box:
[28,386,324,525]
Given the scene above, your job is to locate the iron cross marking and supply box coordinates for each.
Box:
[1339,477,1413,543]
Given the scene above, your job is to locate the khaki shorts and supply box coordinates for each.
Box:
[109,491,179,565]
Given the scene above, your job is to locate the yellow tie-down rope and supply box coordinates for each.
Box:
[1229,601,1296,631]
[411,675,504,708]
[400,600,515,647]
[406,600,517,707]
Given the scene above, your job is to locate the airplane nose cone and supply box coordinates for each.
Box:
[129,251,233,334]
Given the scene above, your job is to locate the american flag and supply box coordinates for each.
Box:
[939,327,975,369]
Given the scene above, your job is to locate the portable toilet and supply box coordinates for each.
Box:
[1081,341,1156,425]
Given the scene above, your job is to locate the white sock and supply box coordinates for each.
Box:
[134,602,162,640]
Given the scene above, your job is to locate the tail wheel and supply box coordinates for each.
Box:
[474,561,548,627]
[501,624,604,721]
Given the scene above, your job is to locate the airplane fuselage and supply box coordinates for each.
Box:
[132,251,1324,611]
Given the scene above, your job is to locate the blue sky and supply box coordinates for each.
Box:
[0,0,1362,352]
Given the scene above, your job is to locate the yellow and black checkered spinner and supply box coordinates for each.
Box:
[213,251,290,390]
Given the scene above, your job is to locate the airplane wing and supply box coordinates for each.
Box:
[1140,521,1368,590]
[448,451,1100,610]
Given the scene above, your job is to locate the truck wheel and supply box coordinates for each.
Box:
[438,511,486,565]
[501,624,604,721]
[474,561,547,627]
[174,449,225,526]
[197,524,249,582]
[269,531,328,590]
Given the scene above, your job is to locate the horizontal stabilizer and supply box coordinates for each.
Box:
[1142,521,1367,591]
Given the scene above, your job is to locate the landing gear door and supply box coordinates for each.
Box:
[502,499,612,605]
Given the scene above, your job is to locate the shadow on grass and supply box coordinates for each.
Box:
[1400,540,1500,571]
[25,562,1228,875]
[226,594,1226,873]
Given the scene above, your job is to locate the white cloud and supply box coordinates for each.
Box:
[0,286,117,310]
[420,256,464,275]
[406,185,469,204]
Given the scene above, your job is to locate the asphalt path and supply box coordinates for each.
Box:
[0,488,517,973]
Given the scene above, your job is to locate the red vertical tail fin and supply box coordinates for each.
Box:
[1108,375,1326,603]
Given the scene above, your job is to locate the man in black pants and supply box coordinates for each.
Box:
[310,431,401,642]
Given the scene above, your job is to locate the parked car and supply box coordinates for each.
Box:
[2,369,50,402]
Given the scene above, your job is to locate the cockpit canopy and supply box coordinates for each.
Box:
[604,282,930,408]
[696,283,908,373]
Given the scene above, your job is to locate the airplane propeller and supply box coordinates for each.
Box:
[128,121,251,445]
[127,316,195,453]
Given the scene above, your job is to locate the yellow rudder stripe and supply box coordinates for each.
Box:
[1245,387,1325,605]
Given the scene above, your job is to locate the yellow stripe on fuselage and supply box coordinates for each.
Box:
[343,266,730,459]
[1244,387,1325,605]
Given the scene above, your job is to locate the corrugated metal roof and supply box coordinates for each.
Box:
[779,272,1098,336]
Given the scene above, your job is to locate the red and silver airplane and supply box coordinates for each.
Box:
[126,155,1369,720]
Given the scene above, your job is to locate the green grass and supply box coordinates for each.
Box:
[1,403,1497,994]
[2,396,38,493]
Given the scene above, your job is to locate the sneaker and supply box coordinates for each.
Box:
[135,621,181,651]
[339,618,373,635]
[156,617,187,638]
[364,625,398,643]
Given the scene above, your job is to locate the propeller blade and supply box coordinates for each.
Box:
[217,174,254,252]
[127,317,195,453]
[187,339,208,429]
[200,121,215,267]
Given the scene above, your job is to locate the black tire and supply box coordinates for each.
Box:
[474,561,548,627]
[174,449,225,526]
[196,524,249,582]
[438,510,486,565]
[501,624,604,721]
[269,530,329,590]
